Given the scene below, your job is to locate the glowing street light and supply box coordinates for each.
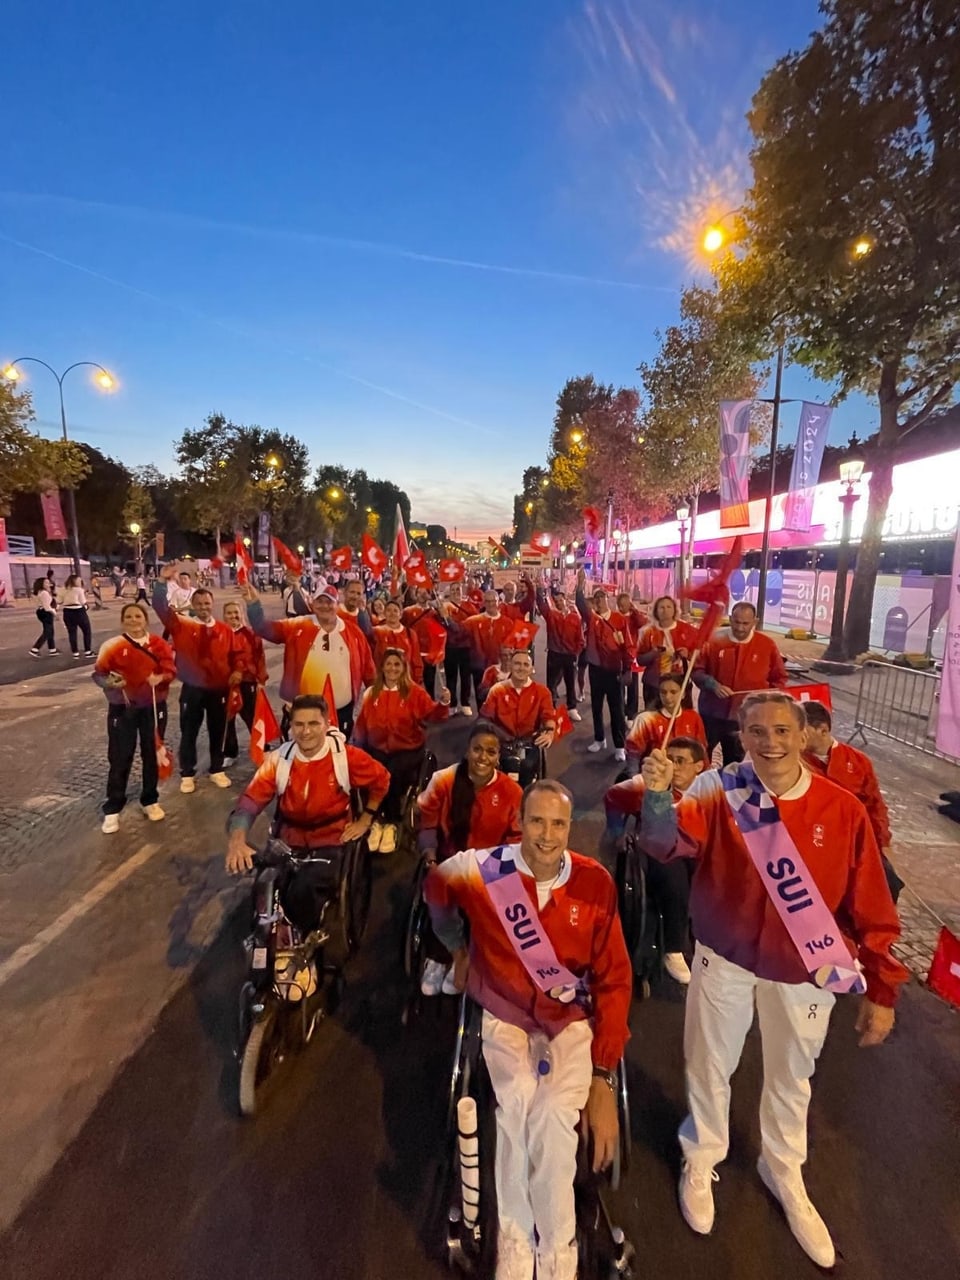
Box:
[2,356,116,574]
[852,237,873,258]
[570,428,584,445]
[328,487,341,500]
[703,225,726,254]
[264,452,281,470]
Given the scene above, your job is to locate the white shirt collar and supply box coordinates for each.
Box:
[509,678,533,690]
[744,755,812,800]
[726,627,755,645]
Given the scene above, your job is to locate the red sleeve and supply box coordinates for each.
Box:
[626,713,655,756]
[410,684,449,724]
[479,685,500,723]
[538,686,556,728]
[352,690,371,747]
[346,744,391,807]
[408,629,423,684]
[254,635,268,685]
[416,767,449,842]
[857,756,892,848]
[767,636,788,688]
[501,783,523,842]
[150,636,176,690]
[840,803,908,1006]
[230,754,281,832]
[588,870,633,1069]
[604,778,645,819]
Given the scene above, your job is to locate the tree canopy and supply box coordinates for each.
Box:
[0,381,89,518]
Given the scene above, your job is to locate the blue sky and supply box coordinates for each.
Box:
[0,0,872,544]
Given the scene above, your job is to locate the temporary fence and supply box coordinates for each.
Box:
[850,660,958,765]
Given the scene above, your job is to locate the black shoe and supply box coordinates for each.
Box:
[939,791,960,805]
[937,804,960,825]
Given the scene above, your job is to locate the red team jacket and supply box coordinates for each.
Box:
[626,708,707,758]
[480,680,555,740]
[402,605,448,666]
[804,742,892,848]
[230,625,268,685]
[93,633,176,708]
[352,684,448,754]
[416,765,523,855]
[536,592,585,657]
[442,598,479,649]
[371,624,424,685]
[500,582,535,623]
[424,846,632,1070]
[640,767,908,1006]
[152,584,240,691]
[461,612,517,668]
[249,603,375,705]
[695,630,788,720]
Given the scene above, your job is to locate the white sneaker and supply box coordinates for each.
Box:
[664,952,692,984]
[757,1158,836,1269]
[101,813,120,834]
[420,959,447,997]
[460,705,473,717]
[140,803,165,822]
[568,708,582,722]
[180,776,196,794]
[367,821,383,852]
[379,823,398,854]
[441,966,460,996]
[222,756,238,768]
[209,772,231,788]
[679,1161,719,1234]
[588,739,607,753]
[614,747,627,762]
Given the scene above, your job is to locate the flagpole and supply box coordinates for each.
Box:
[756,339,784,628]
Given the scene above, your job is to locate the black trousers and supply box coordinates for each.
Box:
[645,856,692,954]
[702,715,744,766]
[443,647,473,709]
[105,701,168,813]
[224,681,258,760]
[624,671,640,721]
[179,684,228,777]
[500,743,541,789]
[470,666,488,711]
[422,662,437,699]
[63,606,92,654]
[32,608,56,651]
[588,663,626,747]
[546,650,578,708]
[271,851,344,939]
[365,745,426,821]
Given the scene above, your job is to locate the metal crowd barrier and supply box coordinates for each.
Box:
[849,660,956,763]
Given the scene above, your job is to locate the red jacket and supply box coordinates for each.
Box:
[501,582,535,623]
[804,742,891,847]
[230,625,268,685]
[425,845,632,1070]
[695,629,788,720]
[353,684,448,754]
[371,624,424,685]
[461,611,516,668]
[152,585,241,691]
[230,741,390,849]
[536,591,585,657]
[619,606,649,659]
[481,664,511,696]
[626,708,707,758]
[416,764,522,855]
[480,680,555,740]
[640,767,908,1006]
[442,598,478,648]
[249,603,374,704]
[402,605,448,666]
[636,620,699,680]
[93,633,176,708]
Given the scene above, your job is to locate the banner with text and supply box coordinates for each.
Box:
[718,400,752,529]
[41,489,68,541]
[935,523,960,760]
[783,402,833,532]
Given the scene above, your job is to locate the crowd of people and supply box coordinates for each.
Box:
[85,555,906,1280]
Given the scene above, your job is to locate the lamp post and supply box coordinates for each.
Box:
[823,436,865,662]
[612,527,624,589]
[129,521,143,573]
[2,357,115,575]
[676,503,690,595]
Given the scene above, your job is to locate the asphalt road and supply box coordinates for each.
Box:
[2,714,958,1280]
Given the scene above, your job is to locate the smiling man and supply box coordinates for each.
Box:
[425,779,631,1280]
[640,691,908,1269]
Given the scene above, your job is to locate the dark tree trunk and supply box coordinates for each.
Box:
[842,364,899,658]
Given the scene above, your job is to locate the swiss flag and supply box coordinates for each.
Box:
[507,620,538,650]
[321,675,339,729]
[468,587,484,606]
[249,688,281,766]
[582,506,601,540]
[272,537,302,576]
[362,533,389,578]
[553,703,574,741]
[529,530,551,554]
[404,551,426,570]
[392,504,410,567]
[226,684,244,720]
[234,532,253,586]
[682,536,744,650]
[407,563,434,589]
[330,546,353,572]
[439,559,465,583]
[155,732,174,781]
[928,927,960,1009]
[487,537,511,561]
[789,682,833,711]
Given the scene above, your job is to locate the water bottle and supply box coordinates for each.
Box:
[528,1032,552,1079]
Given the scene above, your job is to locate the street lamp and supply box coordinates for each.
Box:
[129,521,143,570]
[570,428,584,445]
[823,435,866,663]
[2,357,116,574]
[676,503,690,594]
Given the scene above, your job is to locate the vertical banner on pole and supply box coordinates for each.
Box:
[0,517,10,605]
[783,402,833,532]
[256,511,270,558]
[935,522,960,759]
[718,401,752,528]
[40,489,68,540]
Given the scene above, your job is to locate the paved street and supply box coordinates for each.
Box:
[0,597,958,1278]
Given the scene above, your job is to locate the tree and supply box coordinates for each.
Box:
[174,413,250,550]
[721,0,960,656]
[0,380,89,517]
[638,284,769,565]
[512,465,549,547]
[543,375,612,535]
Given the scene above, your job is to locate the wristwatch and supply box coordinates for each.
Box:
[592,1066,617,1092]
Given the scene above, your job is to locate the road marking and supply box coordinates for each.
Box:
[0,842,162,990]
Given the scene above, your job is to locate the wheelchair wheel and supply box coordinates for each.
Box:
[402,860,429,980]
[615,837,646,958]
[238,1004,283,1117]
[345,841,373,955]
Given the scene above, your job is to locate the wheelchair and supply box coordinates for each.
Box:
[236,834,372,1116]
[442,997,635,1278]
[498,738,547,789]
[397,748,439,856]
[614,822,664,1001]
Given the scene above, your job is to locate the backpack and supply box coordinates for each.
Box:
[274,730,352,800]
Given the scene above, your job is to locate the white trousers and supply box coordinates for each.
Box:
[681,942,835,1185]
[481,1011,593,1280]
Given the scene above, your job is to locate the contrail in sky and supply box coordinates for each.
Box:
[0,191,677,294]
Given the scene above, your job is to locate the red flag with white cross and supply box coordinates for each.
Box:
[249,688,281,766]
[330,546,353,572]
[362,533,388,579]
[439,559,465,583]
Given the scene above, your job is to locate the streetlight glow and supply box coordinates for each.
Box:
[570,429,584,445]
[129,521,141,535]
[265,453,281,470]
[852,237,873,258]
[2,364,19,382]
[95,370,115,391]
[703,225,726,253]
[329,487,341,500]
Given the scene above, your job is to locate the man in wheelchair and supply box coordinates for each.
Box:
[479,650,556,788]
[425,778,632,1280]
[225,693,390,936]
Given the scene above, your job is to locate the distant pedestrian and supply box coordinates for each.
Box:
[136,573,148,602]
[90,573,104,610]
[45,568,57,606]
[61,574,94,657]
[29,577,58,656]
[222,599,267,767]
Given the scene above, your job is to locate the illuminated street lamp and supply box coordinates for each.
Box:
[676,503,690,594]
[852,237,873,259]
[823,435,866,663]
[570,428,584,445]
[2,357,116,574]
